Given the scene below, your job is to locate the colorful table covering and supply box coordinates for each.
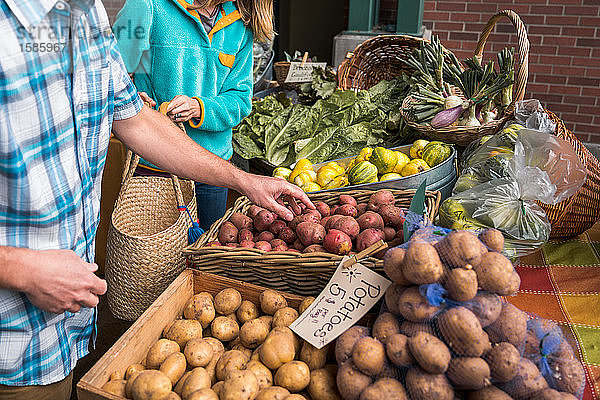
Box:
[514,222,600,399]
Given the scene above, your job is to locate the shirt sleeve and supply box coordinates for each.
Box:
[108,32,143,120]
[112,0,153,73]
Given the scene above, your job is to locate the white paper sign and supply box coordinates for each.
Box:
[290,257,392,349]
[284,62,328,83]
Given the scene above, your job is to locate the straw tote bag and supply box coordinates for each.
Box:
[105,150,197,321]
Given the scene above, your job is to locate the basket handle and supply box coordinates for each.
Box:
[474,9,530,104]
[118,149,187,212]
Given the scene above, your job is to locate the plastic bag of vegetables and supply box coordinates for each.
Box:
[440,129,586,257]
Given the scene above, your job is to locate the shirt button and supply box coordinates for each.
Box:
[55,2,65,10]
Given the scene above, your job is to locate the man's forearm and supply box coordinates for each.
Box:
[0,246,36,292]
[111,106,248,192]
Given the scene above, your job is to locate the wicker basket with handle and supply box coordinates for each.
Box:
[105,150,197,321]
[539,111,600,238]
[184,189,441,296]
[401,10,530,146]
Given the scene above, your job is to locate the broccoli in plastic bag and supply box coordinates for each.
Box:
[441,129,586,257]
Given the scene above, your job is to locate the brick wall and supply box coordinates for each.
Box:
[420,0,600,143]
[103,0,124,23]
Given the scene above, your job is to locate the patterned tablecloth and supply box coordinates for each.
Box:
[513,222,600,399]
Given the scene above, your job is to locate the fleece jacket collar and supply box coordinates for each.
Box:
[169,0,240,45]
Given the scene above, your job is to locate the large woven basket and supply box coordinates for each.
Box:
[105,151,196,321]
[539,111,600,238]
[184,189,441,296]
[402,10,530,146]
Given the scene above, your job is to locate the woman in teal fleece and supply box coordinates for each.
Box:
[114,0,273,230]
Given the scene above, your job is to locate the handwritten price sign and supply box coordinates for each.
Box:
[290,256,391,349]
[284,62,327,83]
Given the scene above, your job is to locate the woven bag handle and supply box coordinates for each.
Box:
[474,9,530,104]
[118,149,187,211]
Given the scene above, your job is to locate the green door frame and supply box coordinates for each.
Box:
[347,0,424,35]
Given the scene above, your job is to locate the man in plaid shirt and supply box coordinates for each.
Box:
[0,0,311,398]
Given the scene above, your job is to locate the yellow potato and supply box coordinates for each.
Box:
[220,370,260,400]
[307,368,341,400]
[298,297,315,314]
[214,288,243,315]
[211,316,239,342]
[146,339,180,369]
[101,379,126,397]
[184,293,216,328]
[246,359,274,391]
[240,318,270,349]
[215,350,248,381]
[260,289,288,315]
[259,328,296,370]
[160,352,187,385]
[256,386,291,400]
[186,388,219,400]
[125,363,144,379]
[274,361,310,393]
[164,319,203,349]
[180,367,211,400]
[130,370,172,400]
[236,300,260,324]
[109,370,123,381]
[174,371,192,396]
[299,342,328,371]
[272,307,299,328]
[184,338,214,368]
[125,371,143,399]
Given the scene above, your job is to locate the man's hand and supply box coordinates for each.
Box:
[138,92,156,108]
[166,95,201,123]
[22,249,107,314]
[241,175,315,221]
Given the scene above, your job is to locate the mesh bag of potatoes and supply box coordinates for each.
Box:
[101,287,344,400]
[332,228,585,400]
[440,128,586,259]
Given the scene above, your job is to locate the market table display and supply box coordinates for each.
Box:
[510,221,600,399]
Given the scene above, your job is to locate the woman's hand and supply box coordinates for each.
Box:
[166,95,201,123]
[138,92,156,107]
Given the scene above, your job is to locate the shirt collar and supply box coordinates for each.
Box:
[3,0,60,30]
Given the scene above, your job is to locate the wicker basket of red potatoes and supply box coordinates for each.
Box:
[184,189,441,296]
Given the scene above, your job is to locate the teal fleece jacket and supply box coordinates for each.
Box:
[113,0,253,162]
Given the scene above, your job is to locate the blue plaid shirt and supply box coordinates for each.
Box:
[0,0,142,385]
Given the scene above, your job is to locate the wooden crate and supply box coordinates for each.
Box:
[77,269,303,400]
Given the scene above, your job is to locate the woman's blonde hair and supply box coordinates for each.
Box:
[190,0,274,42]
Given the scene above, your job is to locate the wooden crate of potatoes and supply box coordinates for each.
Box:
[77,269,342,400]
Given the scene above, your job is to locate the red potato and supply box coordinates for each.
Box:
[218,222,238,244]
[330,216,360,240]
[255,241,272,252]
[315,202,331,217]
[330,205,339,215]
[292,239,305,251]
[320,216,332,228]
[303,209,322,221]
[378,205,405,227]
[304,244,327,253]
[367,190,395,212]
[383,227,396,241]
[356,203,368,215]
[256,231,275,242]
[254,210,276,232]
[357,211,385,231]
[325,215,344,231]
[238,229,254,242]
[272,243,289,251]
[247,205,264,219]
[290,213,320,230]
[339,194,358,207]
[356,229,385,252]
[270,239,287,248]
[335,204,358,217]
[230,212,253,230]
[206,241,221,247]
[288,249,301,253]
[323,229,352,255]
[239,240,255,248]
[269,220,287,236]
[279,228,297,245]
[225,242,239,248]
[297,222,326,246]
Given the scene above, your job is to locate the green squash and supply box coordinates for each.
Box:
[348,161,378,185]
[422,141,452,168]
[369,147,398,174]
